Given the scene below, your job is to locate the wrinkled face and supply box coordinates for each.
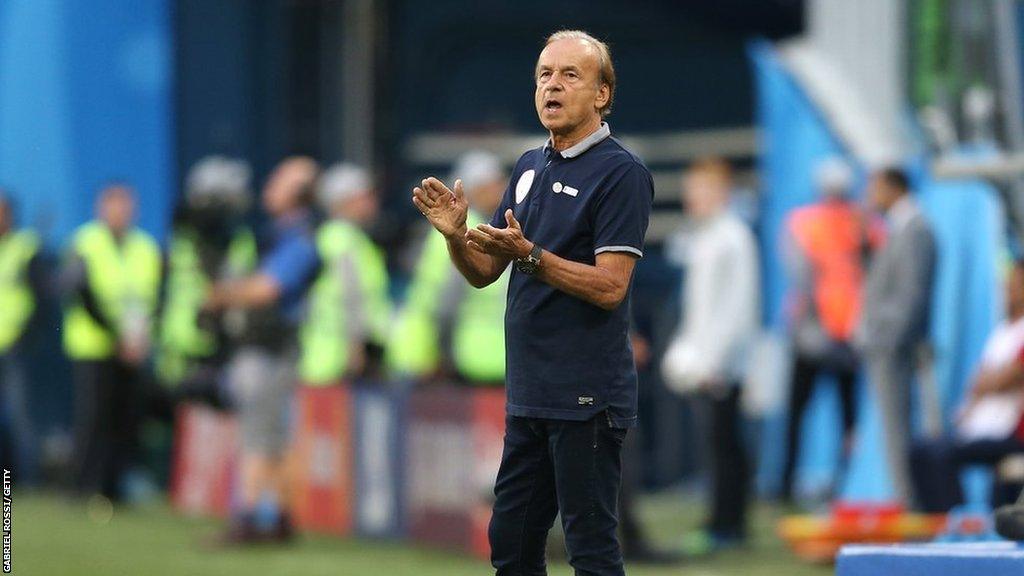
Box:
[683,170,729,220]
[468,177,506,217]
[99,186,136,234]
[262,158,316,216]
[534,39,609,135]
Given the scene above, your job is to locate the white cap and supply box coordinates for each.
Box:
[815,156,853,197]
[450,151,503,196]
[185,156,252,210]
[318,162,372,208]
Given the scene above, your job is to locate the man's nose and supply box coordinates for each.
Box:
[544,80,564,93]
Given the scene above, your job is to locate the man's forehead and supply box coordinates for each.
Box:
[537,38,599,68]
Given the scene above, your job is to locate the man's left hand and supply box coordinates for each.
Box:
[466,209,533,259]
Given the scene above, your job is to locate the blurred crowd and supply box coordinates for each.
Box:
[0,152,513,547]
[0,148,1023,556]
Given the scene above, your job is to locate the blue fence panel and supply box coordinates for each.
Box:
[353,385,407,539]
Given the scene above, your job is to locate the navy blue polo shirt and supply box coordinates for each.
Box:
[489,123,653,428]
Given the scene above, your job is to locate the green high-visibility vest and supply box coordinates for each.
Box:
[356,234,391,348]
[298,220,391,385]
[452,265,508,383]
[62,221,162,360]
[0,230,39,353]
[387,211,507,383]
[385,228,449,376]
[156,228,256,385]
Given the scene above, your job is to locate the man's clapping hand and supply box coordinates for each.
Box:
[466,209,533,260]
[412,177,469,238]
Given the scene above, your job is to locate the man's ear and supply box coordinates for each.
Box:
[595,84,610,111]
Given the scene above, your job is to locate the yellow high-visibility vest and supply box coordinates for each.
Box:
[0,230,39,353]
[62,221,161,360]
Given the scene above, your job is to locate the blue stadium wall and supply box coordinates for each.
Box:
[751,40,1003,502]
[0,0,174,247]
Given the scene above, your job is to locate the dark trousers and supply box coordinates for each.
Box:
[781,352,858,501]
[911,436,1024,513]
[0,352,35,483]
[71,359,141,500]
[488,412,627,576]
[703,385,749,538]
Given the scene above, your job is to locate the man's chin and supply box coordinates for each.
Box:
[540,119,573,136]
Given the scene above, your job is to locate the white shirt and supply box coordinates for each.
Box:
[662,211,761,393]
[958,316,1024,440]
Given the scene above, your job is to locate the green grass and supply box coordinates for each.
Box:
[17,491,832,576]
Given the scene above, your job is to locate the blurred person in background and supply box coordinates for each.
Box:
[387,150,508,385]
[203,156,320,544]
[911,260,1024,512]
[780,157,881,503]
[857,167,937,506]
[661,158,760,552]
[61,184,161,502]
[297,162,391,387]
[0,192,42,482]
[156,156,257,409]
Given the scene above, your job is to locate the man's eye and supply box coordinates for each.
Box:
[566,72,578,79]
[538,71,551,81]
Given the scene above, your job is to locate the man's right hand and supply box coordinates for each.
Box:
[413,177,468,238]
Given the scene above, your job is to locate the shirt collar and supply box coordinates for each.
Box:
[543,122,611,159]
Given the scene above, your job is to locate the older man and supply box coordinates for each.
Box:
[413,30,652,576]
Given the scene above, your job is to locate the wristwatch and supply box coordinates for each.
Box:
[515,243,543,275]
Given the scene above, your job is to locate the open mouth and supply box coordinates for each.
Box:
[544,99,563,113]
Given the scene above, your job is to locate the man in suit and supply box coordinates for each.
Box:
[858,167,937,505]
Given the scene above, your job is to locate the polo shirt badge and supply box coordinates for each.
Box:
[515,170,535,204]
[578,396,595,406]
[552,182,579,197]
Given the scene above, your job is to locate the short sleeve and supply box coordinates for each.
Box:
[260,235,320,300]
[592,162,653,258]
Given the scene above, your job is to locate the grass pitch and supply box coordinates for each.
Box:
[17,491,831,575]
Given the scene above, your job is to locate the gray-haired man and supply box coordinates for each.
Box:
[413,30,653,576]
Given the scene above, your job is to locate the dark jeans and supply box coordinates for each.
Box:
[911,436,1024,513]
[703,385,750,538]
[489,412,627,576]
[71,359,142,500]
[781,351,858,501]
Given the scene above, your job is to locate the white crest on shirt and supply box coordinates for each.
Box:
[515,170,535,204]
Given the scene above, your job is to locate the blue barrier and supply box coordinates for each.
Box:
[838,542,1024,576]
